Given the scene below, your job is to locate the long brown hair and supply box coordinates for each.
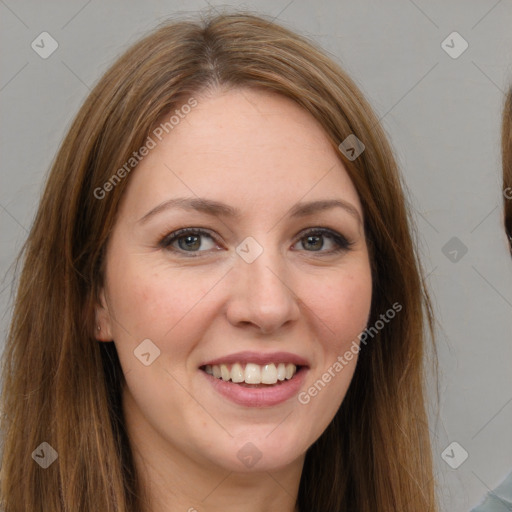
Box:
[502,87,512,251]
[0,10,437,511]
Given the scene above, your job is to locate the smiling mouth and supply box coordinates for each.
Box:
[200,362,301,387]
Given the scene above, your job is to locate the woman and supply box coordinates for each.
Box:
[503,88,512,252]
[470,87,512,512]
[0,10,437,511]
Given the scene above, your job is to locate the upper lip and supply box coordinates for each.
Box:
[200,351,310,368]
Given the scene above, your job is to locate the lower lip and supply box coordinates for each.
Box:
[201,367,309,407]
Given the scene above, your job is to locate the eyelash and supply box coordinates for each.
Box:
[158,227,354,257]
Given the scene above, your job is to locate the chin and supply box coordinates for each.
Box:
[201,430,308,473]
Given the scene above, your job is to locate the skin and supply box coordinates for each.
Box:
[95,87,373,512]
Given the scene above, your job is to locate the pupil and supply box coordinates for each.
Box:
[305,235,322,251]
[180,235,200,250]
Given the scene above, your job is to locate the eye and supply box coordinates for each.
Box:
[292,227,353,254]
[159,226,354,257]
[159,228,220,256]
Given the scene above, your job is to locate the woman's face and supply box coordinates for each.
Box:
[96,87,372,474]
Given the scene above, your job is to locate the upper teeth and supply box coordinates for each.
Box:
[204,363,297,384]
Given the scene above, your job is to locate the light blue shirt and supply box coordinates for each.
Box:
[471,470,512,511]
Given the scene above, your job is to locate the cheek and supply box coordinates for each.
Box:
[293,266,371,438]
[105,260,221,427]
[105,255,225,356]
[304,265,372,349]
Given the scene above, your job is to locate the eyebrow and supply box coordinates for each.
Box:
[137,197,362,225]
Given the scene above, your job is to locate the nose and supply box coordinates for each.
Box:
[225,242,301,334]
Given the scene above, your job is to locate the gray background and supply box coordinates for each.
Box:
[1,1,511,510]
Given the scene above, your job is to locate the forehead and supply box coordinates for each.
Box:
[120,88,362,220]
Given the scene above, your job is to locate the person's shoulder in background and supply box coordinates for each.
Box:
[470,470,512,511]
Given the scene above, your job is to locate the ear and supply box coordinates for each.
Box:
[94,287,113,342]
